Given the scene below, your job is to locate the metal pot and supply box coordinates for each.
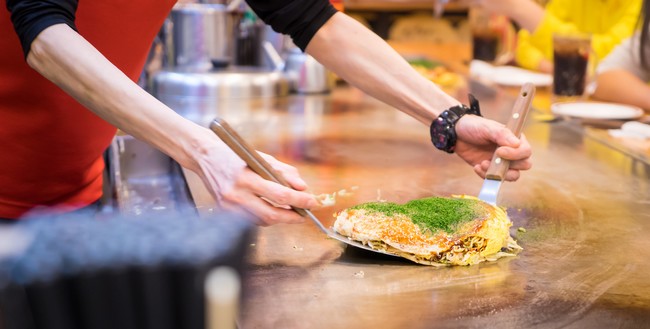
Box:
[262,42,334,94]
[167,3,238,70]
[284,47,334,94]
[152,68,289,126]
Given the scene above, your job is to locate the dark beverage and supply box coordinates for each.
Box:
[553,50,589,96]
[472,34,499,62]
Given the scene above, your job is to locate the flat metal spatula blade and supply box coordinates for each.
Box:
[327,230,398,256]
[302,209,397,256]
[477,178,501,206]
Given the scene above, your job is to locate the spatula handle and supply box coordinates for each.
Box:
[209,118,309,217]
[484,83,535,180]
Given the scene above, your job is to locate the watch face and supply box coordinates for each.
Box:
[431,117,450,150]
[430,113,457,153]
[434,134,448,149]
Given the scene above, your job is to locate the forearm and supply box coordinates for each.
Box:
[503,0,544,32]
[593,70,650,112]
[305,13,459,124]
[26,24,208,171]
[478,0,544,32]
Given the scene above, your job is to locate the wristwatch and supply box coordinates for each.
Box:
[430,94,482,153]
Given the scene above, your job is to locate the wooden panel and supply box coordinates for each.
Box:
[344,0,467,11]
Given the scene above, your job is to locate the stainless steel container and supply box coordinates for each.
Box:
[284,47,335,94]
[152,68,289,127]
[168,3,236,70]
[106,135,194,216]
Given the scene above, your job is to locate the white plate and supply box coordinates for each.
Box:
[469,60,553,87]
[490,66,553,87]
[551,102,644,120]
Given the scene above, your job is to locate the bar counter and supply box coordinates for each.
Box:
[184,82,650,328]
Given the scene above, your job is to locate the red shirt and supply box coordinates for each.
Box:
[0,1,175,218]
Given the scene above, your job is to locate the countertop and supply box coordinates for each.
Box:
[183,82,650,328]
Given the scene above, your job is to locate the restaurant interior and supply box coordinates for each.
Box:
[2,0,650,328]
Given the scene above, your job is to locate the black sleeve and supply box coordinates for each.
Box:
[6,0,79,59]
[245,0,337,51]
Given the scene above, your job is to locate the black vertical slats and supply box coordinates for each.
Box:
[71,272,112,329]
[171,264,209,329]
[105,269,138,329]
[25,278,78,329]
[0,213,253,329]
[134,266,175,329]
[0,284,36,329]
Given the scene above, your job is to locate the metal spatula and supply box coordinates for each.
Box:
[209,118,399,257]
[478,83,535,205]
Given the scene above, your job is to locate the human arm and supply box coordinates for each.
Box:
[473,0,544,32]
[8,1,318,225]
[472,0,546,71]
[304,13,532,180]
[515,0,641,71]
[242,0,531,179]
[593,35,650,112]
[594,70,650,112]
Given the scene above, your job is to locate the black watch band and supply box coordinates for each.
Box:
[430,94,482,153]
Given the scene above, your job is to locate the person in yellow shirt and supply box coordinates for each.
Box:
[475,0,641,73]
[593,1,650,112]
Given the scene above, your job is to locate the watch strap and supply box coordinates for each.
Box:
[430,94,482,153]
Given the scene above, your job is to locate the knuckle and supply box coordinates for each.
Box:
[273,189,292,205]
[256,218,271,227]
[285,165,299,174]
[275,165,297,178]
[519,142,532,153]
[263,210,284,225]
[507,170,521,181]
[221,190,239,203]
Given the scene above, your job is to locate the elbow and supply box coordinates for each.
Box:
[24,24,69,73]
[25,39,44,71]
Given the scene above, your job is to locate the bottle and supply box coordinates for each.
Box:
[235,10,261,66]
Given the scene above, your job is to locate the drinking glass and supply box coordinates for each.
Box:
[469,7,514,64]
[552,33,592,101]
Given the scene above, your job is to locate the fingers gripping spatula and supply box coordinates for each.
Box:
[478,83,535,206]
[209,118,400,257]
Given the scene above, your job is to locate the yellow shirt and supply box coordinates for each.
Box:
[515,0,641,71]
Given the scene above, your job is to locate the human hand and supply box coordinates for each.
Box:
[453,114,532,181]
[471,0,517,16]
[195,136,319,226]
[470,0,544,31]
[537,59,553,74]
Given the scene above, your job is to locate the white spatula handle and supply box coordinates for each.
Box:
[485,83,535,180]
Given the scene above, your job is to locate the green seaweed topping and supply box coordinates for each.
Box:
[407,58,442,69]
[351,197,481,233]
